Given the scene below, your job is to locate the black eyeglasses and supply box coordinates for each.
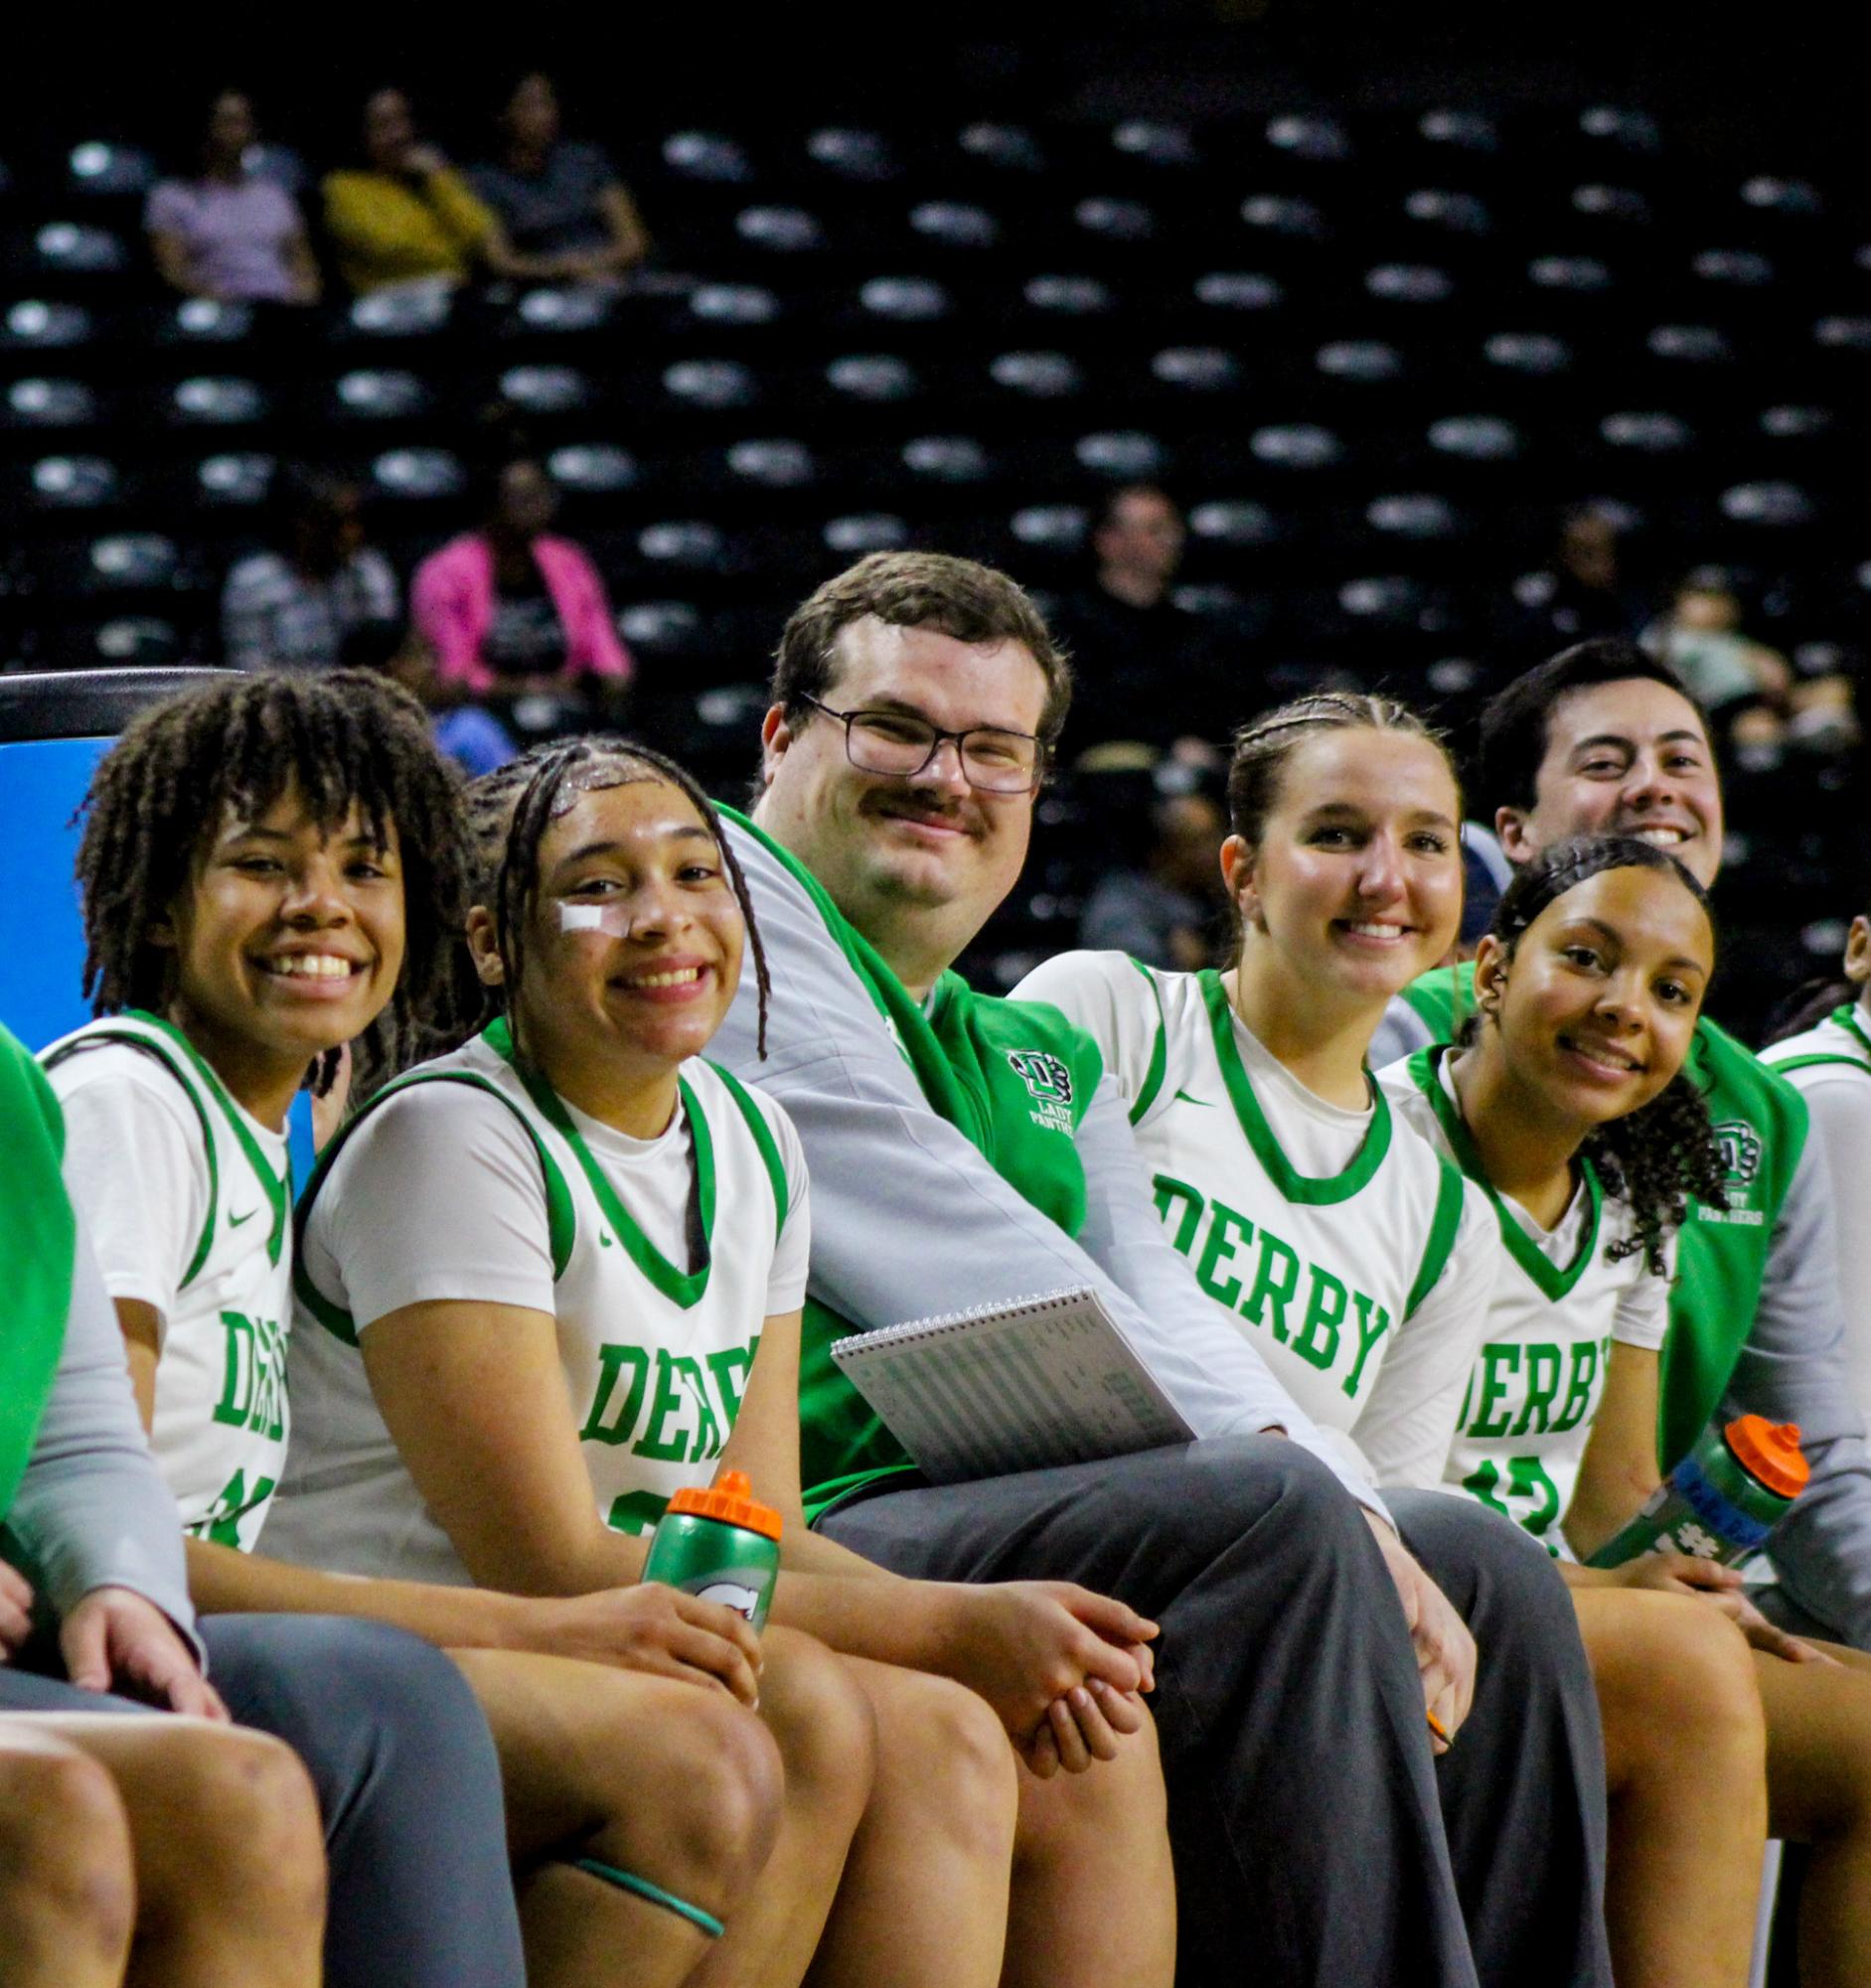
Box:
[798,694,1044,794]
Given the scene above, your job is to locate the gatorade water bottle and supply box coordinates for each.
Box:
[641,1470,782,1631]
[1589,1415,1808,1569]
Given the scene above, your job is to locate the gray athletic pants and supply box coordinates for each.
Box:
[820,1436,1611,1988]
[0,1613,527,1988]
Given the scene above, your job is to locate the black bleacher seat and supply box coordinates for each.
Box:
[159,299,252,346]
[909,201,1001,249]
[662,132,755,185]
[4,377,100,427]
[548,444,638,495]
[370,448,464,501]
[331,369,432,421]
[499,365,593,416]
[3,300,94,349]
[29,454,120,507]
[956,125,1048,176]
[822,353,921,403]
[663,358,760,410]
[33,221,127,276]
[735,205,825,253]
[193,453,275,509]
[168,376,267,426]
[67,141,156,198]
[346,287,454,341]
[806,128,899,184]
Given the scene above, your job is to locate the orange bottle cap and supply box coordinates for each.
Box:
[1724,1416,1809,1500]
[664,1469,783,1542]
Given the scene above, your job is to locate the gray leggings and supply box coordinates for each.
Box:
[0,1613,526,1988]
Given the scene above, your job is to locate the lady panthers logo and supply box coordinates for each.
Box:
[1007,1049,1074,1106]
[1712,1121,1763,1186]
[1007,1049,1076,1132]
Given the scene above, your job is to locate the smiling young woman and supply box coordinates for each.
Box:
[1018,692,1498,1491]
[1382,835,1871,1987]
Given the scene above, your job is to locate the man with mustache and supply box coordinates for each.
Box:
[709,550,1612,1988]
[1372,637,1871,1652]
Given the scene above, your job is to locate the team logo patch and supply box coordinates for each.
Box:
[1712,1121,1763,1187]
[1007,1049,1075,1132]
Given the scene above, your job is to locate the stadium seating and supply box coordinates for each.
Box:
[1,99,1864,1023]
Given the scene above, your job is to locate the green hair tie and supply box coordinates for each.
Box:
[570,1858,725,1939]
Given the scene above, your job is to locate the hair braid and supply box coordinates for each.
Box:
[468,734,771,1061]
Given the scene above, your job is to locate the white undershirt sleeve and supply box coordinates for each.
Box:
[764,1103,812,1314]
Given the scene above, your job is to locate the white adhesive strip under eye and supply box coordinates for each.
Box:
[558,903,635,936]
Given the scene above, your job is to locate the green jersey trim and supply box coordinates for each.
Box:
[1125,958,1170,1125]
[293,1056,577,1346]
[1197,969,1392,1203]
[1406,1045,1605,1301]
[1767,1005,1871,1079]
[1405,1159,1469,1319]
[707,1061,788,1241]
[43,1025,222,1288]
[487,1018,718,1310]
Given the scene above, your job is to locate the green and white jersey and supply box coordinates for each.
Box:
[1763,1003,1871,1434]
[1014,952,1491,1486]
[268,1020,808,1586]
[44,1011,293,1549]
[1380,1047,1671,1552]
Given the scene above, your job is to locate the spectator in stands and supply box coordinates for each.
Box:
[469,74,651,284]
[146,90,320,305]
[1643,569,1857,753]
[1515,508,1644,649]
[323,89,512,296]
[411,453,632,733]
[1077,780,1225,969]
[222,468,399,674]
[1052,486,1230,755]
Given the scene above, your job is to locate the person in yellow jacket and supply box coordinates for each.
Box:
[323,88,517,295]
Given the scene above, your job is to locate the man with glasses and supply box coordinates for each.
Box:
[710,551,1611,1988]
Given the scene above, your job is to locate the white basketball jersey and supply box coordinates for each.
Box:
[1017,952,1468,1447]
[1380,1046,1670,1552]
[43,1012,292,1549]
[277,1022,793,1584]
[1762,1006,1871,1088]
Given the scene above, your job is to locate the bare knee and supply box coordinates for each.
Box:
[0,1743,135,1967]
[1599,1595,1764,1786]
[758,1627,878,1817]
[609,1689,784,1906]
[884,1672,1018,1848]
[151,1727,327,1937]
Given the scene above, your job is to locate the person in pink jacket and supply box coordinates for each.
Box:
[412,456,632,729]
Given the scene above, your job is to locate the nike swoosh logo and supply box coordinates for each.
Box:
[599,1233,615,1248]
[1173,1089,1215,1108]
[229,1208,258,1228]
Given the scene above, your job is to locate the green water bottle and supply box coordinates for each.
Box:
[641,1470,783,1631]
[1589,1415,1809,1569]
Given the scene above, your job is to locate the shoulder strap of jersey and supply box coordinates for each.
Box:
[1404,1160,1467,1320]
[706,1062,789,1241]
[1766,1004,1871,1079]
[1124,957,1170,1126]
[294,1065,578,1346]
[42,1023,222,1289]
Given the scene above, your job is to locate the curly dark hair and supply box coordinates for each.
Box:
[1468,834,1728,1275]
[469,734,771,1060]
[74,669,472,1095]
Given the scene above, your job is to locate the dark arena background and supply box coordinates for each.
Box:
[3,4,1864,1041]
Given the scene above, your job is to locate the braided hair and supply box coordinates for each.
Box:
[74,670,472,1095]
[1226,690,1462,845]
[1468,834,1728,1275]
[468,735,771,1060]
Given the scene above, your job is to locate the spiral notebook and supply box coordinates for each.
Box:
[828,1287,1194,1482]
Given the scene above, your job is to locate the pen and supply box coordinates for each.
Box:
[1426,1711,1451,1746]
